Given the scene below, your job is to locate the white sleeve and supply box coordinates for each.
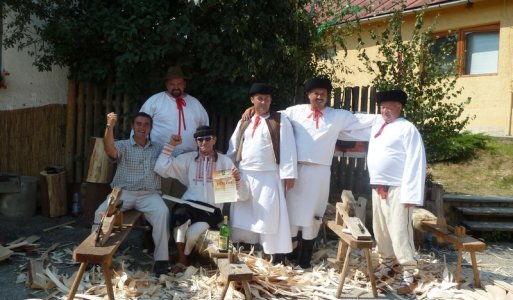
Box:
[226,120,242,163]
[400,126,427,205]
[279,114,297,179]
[338,113,380,141]
[154,148,190,186]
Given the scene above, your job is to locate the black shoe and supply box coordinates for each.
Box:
[235,242,256,252]
[298,239,315,269]
[153,260,169,277]
[271,254,285,265]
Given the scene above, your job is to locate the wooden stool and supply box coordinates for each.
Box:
[67,210,142,300]
[327,220,378,298]
[218,258,253,300]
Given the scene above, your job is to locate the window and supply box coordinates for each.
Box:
[464,31,499,75]
[433,24,500,76]
[432,33,458,73]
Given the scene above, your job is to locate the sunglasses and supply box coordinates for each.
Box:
[196,136,213,142]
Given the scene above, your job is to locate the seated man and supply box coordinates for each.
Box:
[93,112,170,276]
[155,126,248,273]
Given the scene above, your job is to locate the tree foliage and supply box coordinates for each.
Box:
[357,9,475,162]
[2,0,319,113]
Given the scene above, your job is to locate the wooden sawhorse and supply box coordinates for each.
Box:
[218,258,253,300]
[67,210,142,300]
[422,219,486,288]
[327,220,378,298]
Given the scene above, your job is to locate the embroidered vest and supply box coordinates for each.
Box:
[235,111,281,164]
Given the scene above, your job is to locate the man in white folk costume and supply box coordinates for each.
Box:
[366,90,426,295]
[154,126,249,273]
[139,66,210,197]
[282,77,378,268]
[227,83,297,263]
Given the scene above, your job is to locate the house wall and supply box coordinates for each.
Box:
[336,0,513,136]
[0,47,68,110]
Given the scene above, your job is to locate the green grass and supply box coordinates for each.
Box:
[429,138,513,197]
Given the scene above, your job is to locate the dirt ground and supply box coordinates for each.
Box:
[0,213,512,300]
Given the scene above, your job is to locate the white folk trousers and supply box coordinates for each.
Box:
[372,186,416,266]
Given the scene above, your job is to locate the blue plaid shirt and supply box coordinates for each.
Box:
[111,137,163,192]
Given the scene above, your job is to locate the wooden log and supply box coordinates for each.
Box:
[85,137,113,184]
[40,170,68,217]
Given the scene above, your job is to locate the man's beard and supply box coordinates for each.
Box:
[171,89,183,97]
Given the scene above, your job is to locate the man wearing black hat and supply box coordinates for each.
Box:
[367,89,426,294]
[155,126,248,273]
[227,83,297,263]
[139,66,210,198]
[281,77,378,268]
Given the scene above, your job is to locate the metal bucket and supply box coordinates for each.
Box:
[0,176,39,217]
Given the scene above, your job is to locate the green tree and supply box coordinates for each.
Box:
[2,0,318,112]
[357,9,476,162]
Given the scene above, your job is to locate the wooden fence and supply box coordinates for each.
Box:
[329,86,378,199]
[1,81,378,200]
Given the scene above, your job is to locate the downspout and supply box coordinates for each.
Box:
[509,80,513,136]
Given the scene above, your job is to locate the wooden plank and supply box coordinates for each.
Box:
[74,210,141,264]
[0,245,13,262]
[75,82,86,183]
[462,221,513,232]
[421,220,486,252]
[326,220,373,249]
[28,259,54,289]
[65,79,77,182]
[455,207,513,216]
[369,86,377,114]
[345,217,372,240]
[444,194,513,204]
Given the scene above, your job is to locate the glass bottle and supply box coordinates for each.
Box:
[218,216,230,252]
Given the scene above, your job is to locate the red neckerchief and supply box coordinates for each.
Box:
[175,97,187,135]
[308,108,323,128]
[374,122,389,138]
[251,115,261,137]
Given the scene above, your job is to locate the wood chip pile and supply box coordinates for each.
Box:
[7,236,513,300]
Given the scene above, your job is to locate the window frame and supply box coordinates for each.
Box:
[433,23,500,76]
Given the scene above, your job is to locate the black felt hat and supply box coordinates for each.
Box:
[376,90,408,105]
[249,83,274,96]
[304,77,333,94]
[193,125,216,138]
[164,66,190,80]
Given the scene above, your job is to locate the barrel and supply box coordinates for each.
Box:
[0,176,39,217]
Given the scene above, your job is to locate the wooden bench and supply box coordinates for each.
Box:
[327,220,378,298]
[421,219,486,288]
[67,210,143,300]
[218,257,253,300]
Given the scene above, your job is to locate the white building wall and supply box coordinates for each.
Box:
[0,47,68,110]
